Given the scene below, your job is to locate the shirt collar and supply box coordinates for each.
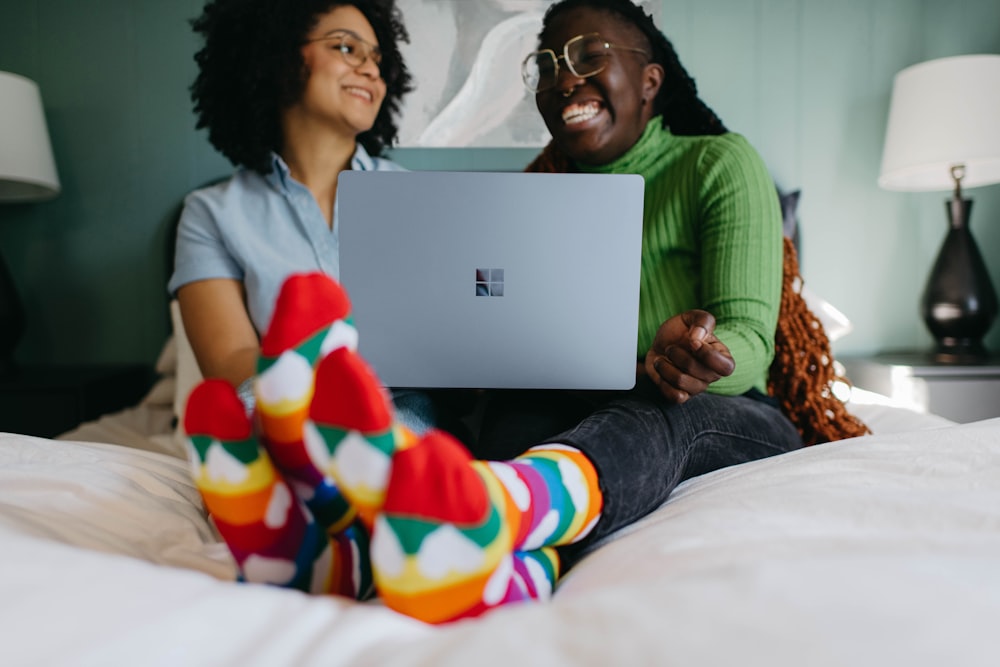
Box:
[266,153,293,192]
[264,142,377,193]
[350,142,376,171]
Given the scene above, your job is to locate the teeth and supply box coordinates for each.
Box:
[562,103,600,125]
[345,86,373,102]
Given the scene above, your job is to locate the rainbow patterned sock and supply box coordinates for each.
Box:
[254,273,361,534]
[184,379,370,597]
[368,432,603,623]
[306,347,418,524]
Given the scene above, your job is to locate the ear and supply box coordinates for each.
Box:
[641,62,664,104]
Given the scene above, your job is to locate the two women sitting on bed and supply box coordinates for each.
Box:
[174,0,868,624]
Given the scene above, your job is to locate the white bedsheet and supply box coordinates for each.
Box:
[2,405,999,666]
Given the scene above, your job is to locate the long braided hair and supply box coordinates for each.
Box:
[527,0,869,446]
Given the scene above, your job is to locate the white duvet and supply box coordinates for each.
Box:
[2,404,999,667]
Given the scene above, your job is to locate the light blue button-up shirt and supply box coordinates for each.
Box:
[169,144,404,332]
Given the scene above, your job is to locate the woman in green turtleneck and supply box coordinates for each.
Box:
[473,0,805,565]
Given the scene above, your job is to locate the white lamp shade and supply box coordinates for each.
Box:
[878,54,1000,192]
[0,71,61,201]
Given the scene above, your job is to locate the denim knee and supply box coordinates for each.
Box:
[554,391,802,549]
[390,388,437,435]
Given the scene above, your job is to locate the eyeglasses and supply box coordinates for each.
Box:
[521,33,650,93]
[304,29,382,70]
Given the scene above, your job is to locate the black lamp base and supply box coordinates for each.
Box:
[921,196,998,364]
[0,248,25,377]
[930,338,991,364]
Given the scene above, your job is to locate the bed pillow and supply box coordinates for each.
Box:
[170,300,204,445]
[779,188,801,251]
[801,285,853,341]
[0,432,234,580]
[779,188,853,342]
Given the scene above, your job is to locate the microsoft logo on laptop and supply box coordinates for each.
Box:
[475,268,504,296]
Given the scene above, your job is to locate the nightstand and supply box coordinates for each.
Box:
[840,352,1000,423]
[0,363,155,438]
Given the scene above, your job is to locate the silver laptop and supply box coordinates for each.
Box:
[337,170,644,390]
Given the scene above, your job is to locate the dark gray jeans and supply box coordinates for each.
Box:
[470,378,803,563]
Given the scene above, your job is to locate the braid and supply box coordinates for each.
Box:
[768,237,871,445]
[528,142,870,446]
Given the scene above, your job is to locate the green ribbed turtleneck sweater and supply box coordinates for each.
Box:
[578,118,783,395]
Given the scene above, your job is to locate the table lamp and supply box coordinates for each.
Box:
[0,70,61,375]
[878,54,1000,362]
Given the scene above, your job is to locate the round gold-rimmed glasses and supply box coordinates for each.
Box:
[304,29,382,70]
[521,33,650,93]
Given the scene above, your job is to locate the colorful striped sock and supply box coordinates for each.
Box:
[254,272,360,535]
[370,432,603,624]
[184,379,371,597]
[306,346,418,525]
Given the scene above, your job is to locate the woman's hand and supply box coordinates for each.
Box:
[643,310,735,404]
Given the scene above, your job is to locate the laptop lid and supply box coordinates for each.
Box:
[337,170,644,390]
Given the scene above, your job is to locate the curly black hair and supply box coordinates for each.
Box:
[538,0,727,136]
[190,0,413,173]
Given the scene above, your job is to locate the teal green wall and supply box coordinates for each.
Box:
[1,0,999,368]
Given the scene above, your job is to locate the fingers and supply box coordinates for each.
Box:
[646,310,735,404]
[668,339,736,378]
[648,356,693,403]
[680,310,714,352]
[648,350,721,403]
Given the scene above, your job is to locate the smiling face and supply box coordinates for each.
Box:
[293,4,387,140]
[535,7,663,166]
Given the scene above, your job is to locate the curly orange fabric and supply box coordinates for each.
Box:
[527,142,869,446]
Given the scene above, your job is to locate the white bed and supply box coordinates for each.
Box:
[3,375,1000,666]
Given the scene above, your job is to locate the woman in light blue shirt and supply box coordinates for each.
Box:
[168,0,433,428]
